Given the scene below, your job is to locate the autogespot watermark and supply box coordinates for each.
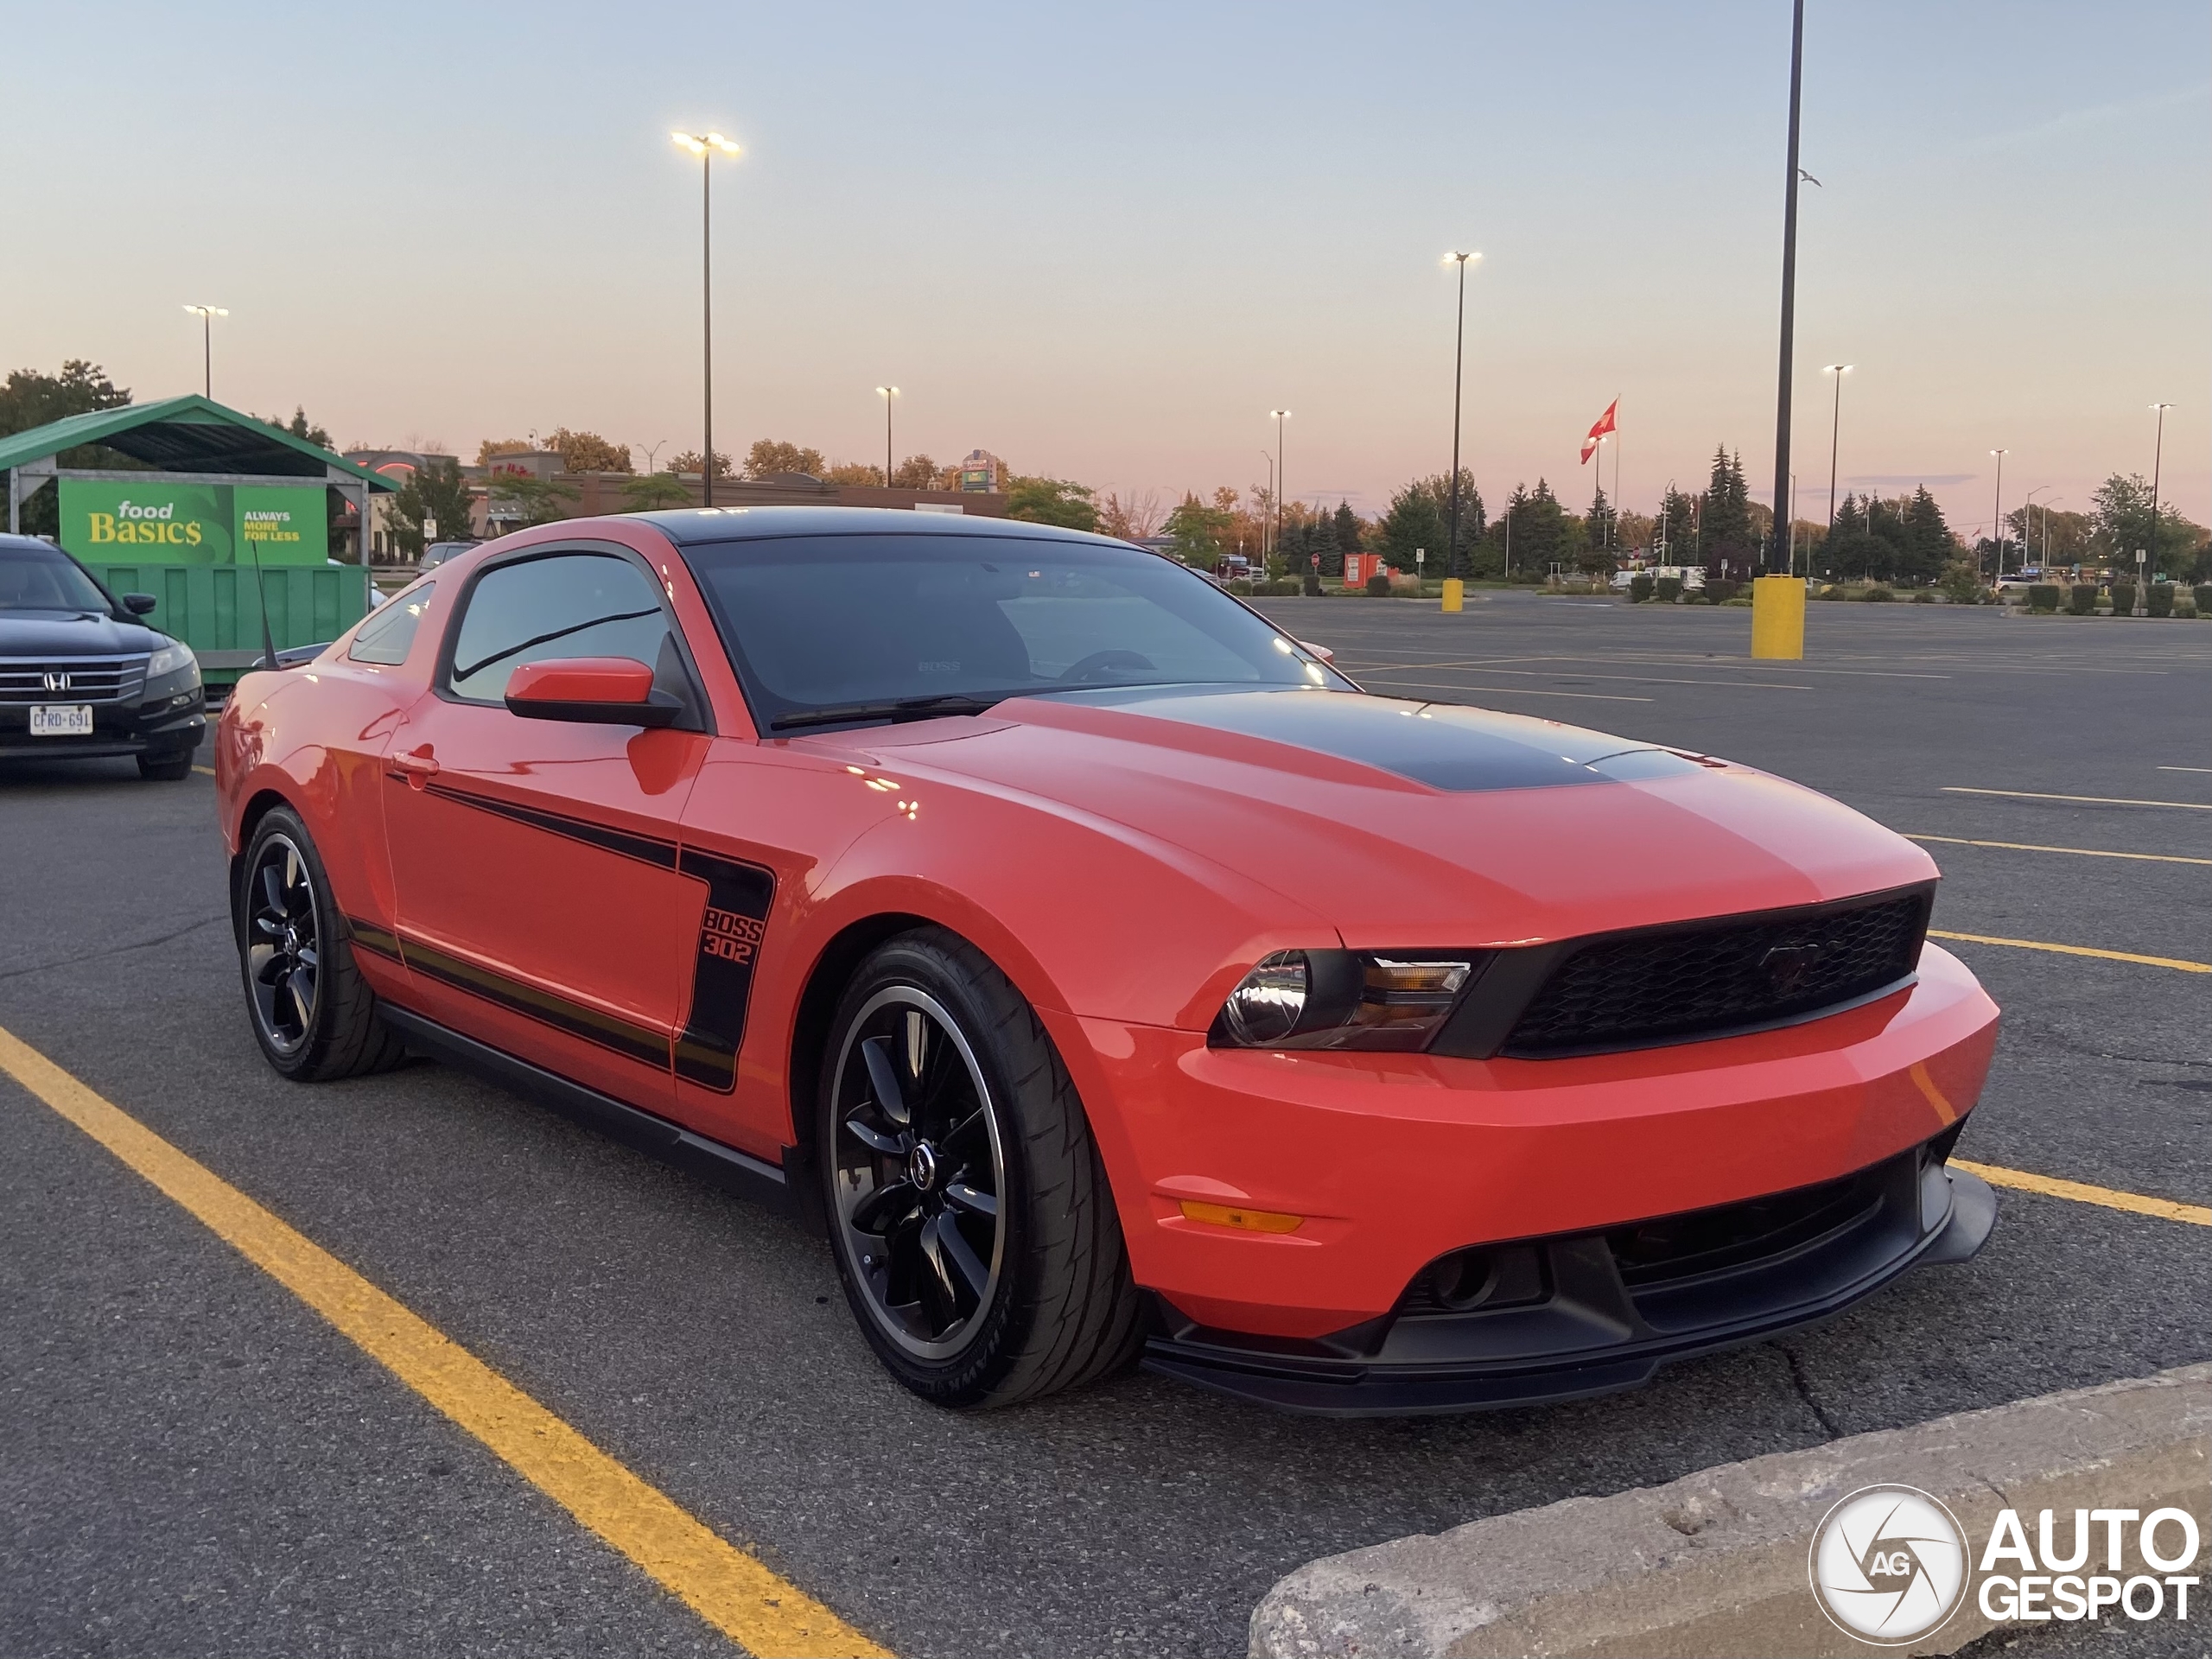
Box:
[1808,1484,2202,1646]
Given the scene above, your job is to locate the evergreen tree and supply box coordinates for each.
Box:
[1308,510,1339,582]
[1698,446,1757,577]
[1586,481,1617,559]
[1512,479,1574,575]
[1654,484,1696,565]
[1901,486,1953,584]
[1330,501,1361,579]
[1378,481,1445,573]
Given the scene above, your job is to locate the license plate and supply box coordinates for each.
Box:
[29,704,93,737]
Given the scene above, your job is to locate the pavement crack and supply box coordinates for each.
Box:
[0,913,228,983]
[1776,1342,1842,1440]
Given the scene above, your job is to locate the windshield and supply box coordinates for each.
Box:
[680,533,1348,729]
[0,543,113,613]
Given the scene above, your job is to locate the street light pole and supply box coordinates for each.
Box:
[1988,449,2008,579]
[876,387,899,486]
[1259,450,1275,564]
[1270,410,1290,561]
[1822,365,1851,533]
[182,305,228,399]
[1765,0,1806,573]
[2145,403,2172,613]
[2023,486,2053,572]
[671,131,741,506]
[1444,251,1478,578]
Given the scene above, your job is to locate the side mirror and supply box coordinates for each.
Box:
[505,657,681,727]
[123,593,157,616]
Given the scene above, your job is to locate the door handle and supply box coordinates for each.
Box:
[387,749,440,788]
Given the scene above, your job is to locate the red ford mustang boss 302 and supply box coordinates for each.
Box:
[216,509,1999,1414]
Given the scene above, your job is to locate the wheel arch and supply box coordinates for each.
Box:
[228,786,301,920]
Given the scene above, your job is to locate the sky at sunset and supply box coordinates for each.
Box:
[7,1,2206,533]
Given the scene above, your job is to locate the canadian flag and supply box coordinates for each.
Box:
[1580,398,1619,464]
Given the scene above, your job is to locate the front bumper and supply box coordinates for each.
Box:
[1142,1144,1994,1414]
[0,694,204,761]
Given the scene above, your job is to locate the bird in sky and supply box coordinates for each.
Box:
[1798,168,1823,187]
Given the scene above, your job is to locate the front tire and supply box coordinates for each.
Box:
[819,928,1142,1408]
[235,807,404,1081]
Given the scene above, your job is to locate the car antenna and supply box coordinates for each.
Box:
[246,509,279,671]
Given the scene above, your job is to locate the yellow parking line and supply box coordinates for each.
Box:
[0,1025,889,1659]
[1942,786,2212,810]
[1952,1160,2212,1228]
[192,765,215,777]
[1905,834,2212,867]
[1928,930,2211,973]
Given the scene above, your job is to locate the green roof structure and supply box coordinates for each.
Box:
[0,394,398,489]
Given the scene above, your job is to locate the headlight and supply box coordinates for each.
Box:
[1211,950,1485,1052]
[146,641,198,680]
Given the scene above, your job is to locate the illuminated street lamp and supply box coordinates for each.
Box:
[671,130,741,505]
[182,304,228,399]
[1443,251,1480,578]
[876,387,899,486]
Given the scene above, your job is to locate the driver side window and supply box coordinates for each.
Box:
[446,553,671,703]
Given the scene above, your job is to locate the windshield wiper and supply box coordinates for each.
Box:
[769,693,1017,731]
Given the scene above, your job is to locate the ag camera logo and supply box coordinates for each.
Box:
[1809,1484,1969,1646]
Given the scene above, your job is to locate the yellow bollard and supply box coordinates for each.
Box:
[1751,574,1806,659]
[1441,577,1464,613]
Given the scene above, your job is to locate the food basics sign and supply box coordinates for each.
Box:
[57,479,328,565]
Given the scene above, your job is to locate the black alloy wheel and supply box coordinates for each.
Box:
[235,807,405,1082]
[245,831,322,1057]
[819,928,1144,1408]
[832,988,1007,1360]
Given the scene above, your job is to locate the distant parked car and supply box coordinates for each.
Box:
[0,534,205,779]
[420,541,481,570]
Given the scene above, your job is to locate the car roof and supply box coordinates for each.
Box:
[630,505,1136,551]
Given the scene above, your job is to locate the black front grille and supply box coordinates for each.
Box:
[0,657,147,704]
[1500,889,1929,1057]
[1605,1164,1887,1287]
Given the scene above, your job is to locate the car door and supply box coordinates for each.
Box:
[383,543,713,1109]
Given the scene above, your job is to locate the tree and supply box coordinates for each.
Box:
[1332,501,1363,576]
[1617,510,1656,555]
[0,360,135,535]
[891,454,942,489]
[545,428,632,473]
[486,469,580,528]
[386,458,478,556]
[745,439,826,479]
[619,474,694,512]
[1098,488,1165,542]
[1510,479,1577,575]
[1007,475,1098,531]
[666,448,734,479]
[1902,486,1955,584]
[2091,473,2203,582]
[1377,480,1444,574]
[1586,482,1617,563]
[1653,483,1697,564]
[822,461,884,486]
[1698,447,1757,577]
[264,405,333,450]
[1163,491,1231,563]
[478,438,535,463]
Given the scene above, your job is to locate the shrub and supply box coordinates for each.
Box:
[1653,575,1683,603]
[1912,591,1936,604]
[1365,572,1391,596]
[1705,577,1741,604]
[1302,573,1323,596]
[1628,575,1655,603]
[1814,584,1847,600]
[2109,581,2136,616]
[2069,583,2098,615]
[2027,583,2061,612]
[2146,583,2175,618]
[1937,561,1984,604]
[2195,583,2212,615]
[1860,585,1896,601]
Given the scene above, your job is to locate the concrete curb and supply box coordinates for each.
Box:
[1249,1363,2210,1659]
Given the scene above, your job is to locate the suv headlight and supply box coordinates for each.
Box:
[143,641,201,695]
[1211,950,1485,1052]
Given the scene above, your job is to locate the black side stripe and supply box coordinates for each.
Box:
[345,917,405,962]
[419,781,678,869]
[398,934,671,1071]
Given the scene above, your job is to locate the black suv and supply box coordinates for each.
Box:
[0,535,206,779]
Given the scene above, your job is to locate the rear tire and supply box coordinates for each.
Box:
[236,807,406,1081]
[819,927,1143,1408]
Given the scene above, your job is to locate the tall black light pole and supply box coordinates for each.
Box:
[2144,402,2172,613]
[876,387,899,485]
[1445,251,1479,577]
[1270,410,1291,558]
[1765,0,1806,572]
[1988,449,2008,578]
[182,305,227,398]
[672,131,741,505]
[1259,450,1275,564]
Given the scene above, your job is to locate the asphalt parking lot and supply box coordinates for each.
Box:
[3,593,2207,1658]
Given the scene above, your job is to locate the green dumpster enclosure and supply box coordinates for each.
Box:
[1,395,398,685]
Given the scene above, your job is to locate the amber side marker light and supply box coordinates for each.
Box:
[1179,1199,1303,1234]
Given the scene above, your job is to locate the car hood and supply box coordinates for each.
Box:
[0,609,166,658]
[830,686,1935,949]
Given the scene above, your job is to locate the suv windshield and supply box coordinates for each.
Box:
[0,543,112,613]
[680,533,1346,730]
